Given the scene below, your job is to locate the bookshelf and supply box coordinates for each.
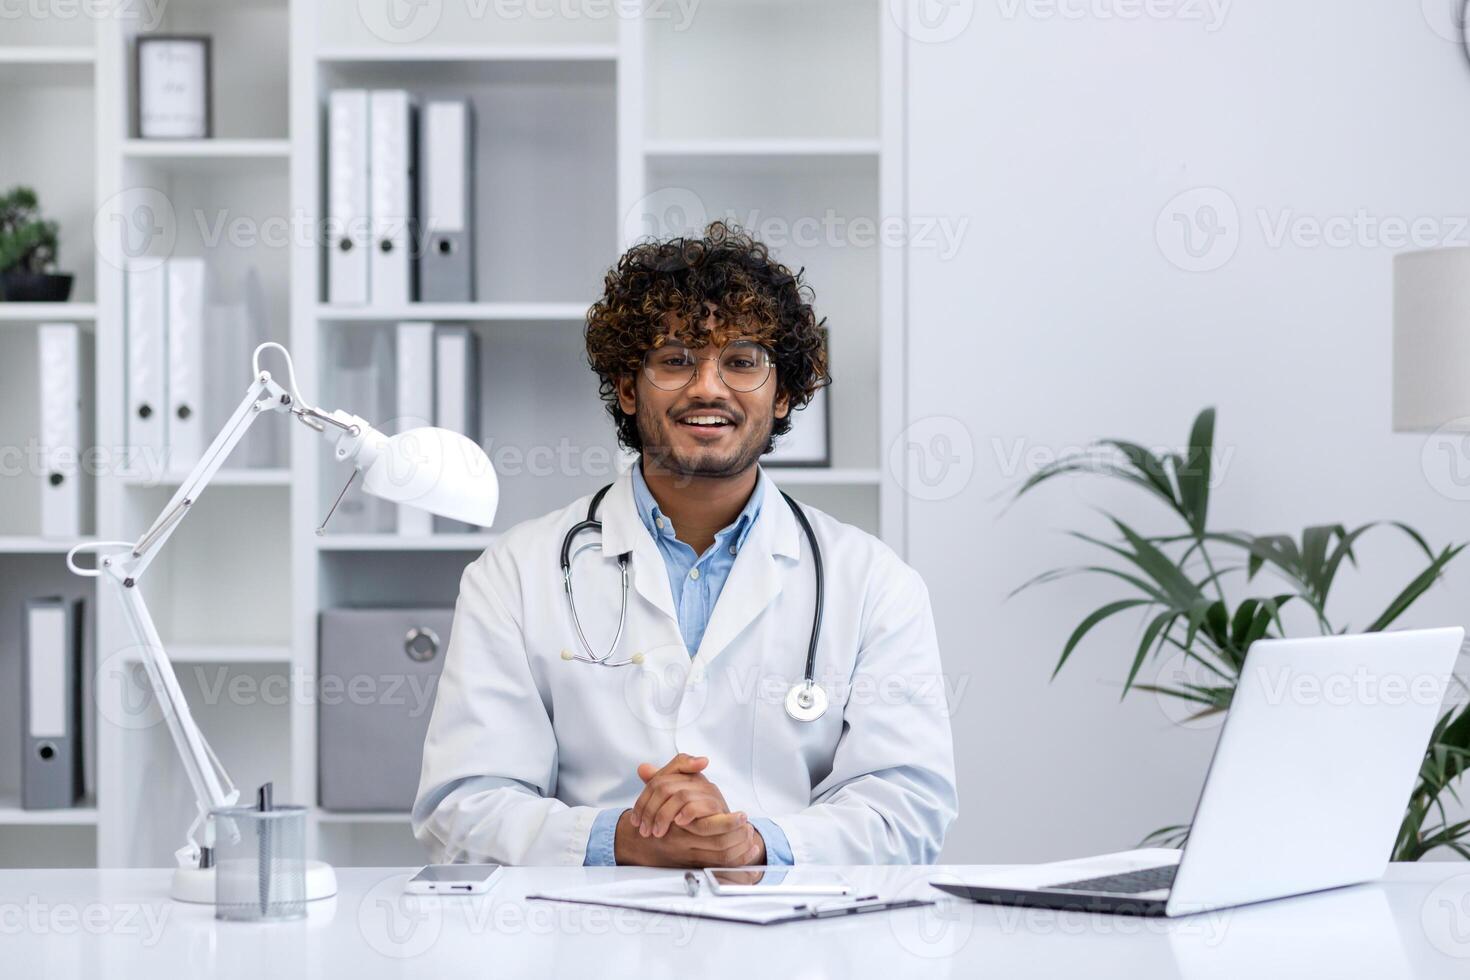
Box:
[0,0,906,871]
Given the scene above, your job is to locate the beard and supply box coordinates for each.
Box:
[635,403,772,480]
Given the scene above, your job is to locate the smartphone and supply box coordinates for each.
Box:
[405,864,503,895]
[703,868,853,897]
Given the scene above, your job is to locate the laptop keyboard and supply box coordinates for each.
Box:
[1047,864,1177,895]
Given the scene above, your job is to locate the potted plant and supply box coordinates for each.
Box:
[0,186,73,302]
[1013,408,1470,859]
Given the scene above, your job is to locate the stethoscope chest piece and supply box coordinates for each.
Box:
[785,681,828,723]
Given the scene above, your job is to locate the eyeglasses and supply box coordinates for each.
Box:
[641,340,775,392]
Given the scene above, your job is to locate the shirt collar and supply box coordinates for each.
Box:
[630,458,766,554]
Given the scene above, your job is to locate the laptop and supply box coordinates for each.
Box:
[933,627,1465,917]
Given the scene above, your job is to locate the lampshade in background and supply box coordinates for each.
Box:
[1394,247,1470,432]
[359,425,499,528]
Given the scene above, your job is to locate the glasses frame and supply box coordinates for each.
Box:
[640,340,776,393]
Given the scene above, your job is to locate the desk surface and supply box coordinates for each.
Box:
[5,863,1470,978]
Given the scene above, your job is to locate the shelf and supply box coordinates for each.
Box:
[645,139,881,160]
[769,468,881,486]
[120,468,291,488]
[0,46,95,65]
[316,44,617,64]
[0,536,96,555]
[124,138,291,159]
[0,302,96,323]
[0,47,94,85]
[122,644,293,664]
[316,302,588,322]
[316,533,498,552]
[314,809,410,824]
[0,795,98,827]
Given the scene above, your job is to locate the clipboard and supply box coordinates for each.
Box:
[527,876,933,926]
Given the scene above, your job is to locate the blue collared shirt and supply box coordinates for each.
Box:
[583,462,794,867]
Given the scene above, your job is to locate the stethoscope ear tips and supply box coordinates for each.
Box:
[630,652,645,665]
[560,649,575,661]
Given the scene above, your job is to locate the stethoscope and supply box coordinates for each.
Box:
[559,482,828,722]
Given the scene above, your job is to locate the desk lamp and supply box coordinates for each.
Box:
[67,342,498,903]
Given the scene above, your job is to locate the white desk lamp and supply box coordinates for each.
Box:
[66,342,498,903]
[1393,247,1470,432]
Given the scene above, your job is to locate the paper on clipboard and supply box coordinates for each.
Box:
[526,876,933,926]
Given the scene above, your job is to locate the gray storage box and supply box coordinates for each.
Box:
[318,607,452,812]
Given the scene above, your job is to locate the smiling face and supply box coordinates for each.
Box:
[615,315,790,479]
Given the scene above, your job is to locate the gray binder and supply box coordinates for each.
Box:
[318,608,452,812]
[21,597,85,809]
[419,100,475,302]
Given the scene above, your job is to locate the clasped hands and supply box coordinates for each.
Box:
[613,753,766,868]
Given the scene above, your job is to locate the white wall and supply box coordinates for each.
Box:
[906,0,1470,863]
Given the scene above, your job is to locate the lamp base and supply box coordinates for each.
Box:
[170,859,339,904]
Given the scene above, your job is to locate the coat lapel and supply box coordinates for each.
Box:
[595,468,678,623]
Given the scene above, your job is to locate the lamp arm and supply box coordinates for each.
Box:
[68,372,294,869]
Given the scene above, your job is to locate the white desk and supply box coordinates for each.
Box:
[5,864,1469,978]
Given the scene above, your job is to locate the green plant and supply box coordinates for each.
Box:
[1013,408,1470,860]
[0,186,60,275]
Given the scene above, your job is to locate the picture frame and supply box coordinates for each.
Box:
[135,35,212,140]
[766,382,832,468]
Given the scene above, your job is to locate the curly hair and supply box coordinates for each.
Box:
[585,221,829,453]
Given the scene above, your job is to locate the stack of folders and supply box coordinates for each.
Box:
[20,597,86,809]
[396,321,481,536]
[124,257,210,479]
[35,322,94,538]
[329,90,475,306]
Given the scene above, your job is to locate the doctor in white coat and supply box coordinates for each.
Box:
[413,222,958,867]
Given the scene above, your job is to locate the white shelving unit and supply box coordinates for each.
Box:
[0,0,905,871]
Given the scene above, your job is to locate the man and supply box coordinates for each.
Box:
[413,223,957,866]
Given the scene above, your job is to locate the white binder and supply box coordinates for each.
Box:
[167,258,208,470]
[37,323,91,538]
[125,258,168,475]
[328,89,371,305]
[421,100,474,302]
[433,325,480,532]
[396,321,435,536]
[370,90,415,306]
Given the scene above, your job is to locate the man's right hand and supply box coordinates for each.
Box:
[613,808,763,868]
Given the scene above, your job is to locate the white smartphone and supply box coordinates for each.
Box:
[405,864,504,895]
[702,868,853,897]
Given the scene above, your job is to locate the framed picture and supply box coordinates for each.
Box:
[766,383,831,467]
[135,36,212,139]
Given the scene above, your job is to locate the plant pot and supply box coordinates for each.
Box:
[0,270,74,303]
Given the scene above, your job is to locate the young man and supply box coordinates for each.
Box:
[413,223,957,866]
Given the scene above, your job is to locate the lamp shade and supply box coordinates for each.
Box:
[1394,247,1470,432]
[359,425,499,528]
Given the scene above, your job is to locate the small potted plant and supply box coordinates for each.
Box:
[0,186,74,302]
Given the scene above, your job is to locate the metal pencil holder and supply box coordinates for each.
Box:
[208,792,307,921]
